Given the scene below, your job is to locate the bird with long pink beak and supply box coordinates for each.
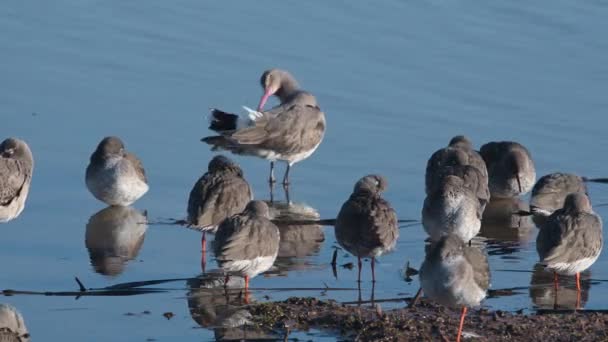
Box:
[202,69,326,186]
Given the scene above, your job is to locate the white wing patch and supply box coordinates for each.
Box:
[230,106,264,130]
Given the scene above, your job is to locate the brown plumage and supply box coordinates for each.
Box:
[0,138,34,223]
[85,136,149,206]
[202,69,326,185]
[536,193,602,308]
[187,155,252,232]
[480,141,536,198]
[335,175,399,282]
[425,136,488,195]
[531,172,587,214]
[537,193,602,274]
[420,235,490,342]
[213,201,280,292]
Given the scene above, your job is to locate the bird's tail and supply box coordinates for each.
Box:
[208,109,239,132]
[208,107,263,133]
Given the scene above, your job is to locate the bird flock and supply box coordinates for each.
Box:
[1,68,604,341]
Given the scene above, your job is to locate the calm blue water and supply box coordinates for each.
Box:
[1,1,608,340]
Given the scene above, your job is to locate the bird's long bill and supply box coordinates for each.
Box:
[257,90,272,111]
[516,174,522,193]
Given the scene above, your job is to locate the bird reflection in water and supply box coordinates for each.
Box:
[265,200,325,275]
[480,198,535,260]
[529,263,591,310]
[420,235,490,342]
[187,272,276,341]
[85,206,147,276]
[0,304,29,342]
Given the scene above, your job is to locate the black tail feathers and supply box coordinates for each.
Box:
[209,109,238,132]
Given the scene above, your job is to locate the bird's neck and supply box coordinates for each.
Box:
[275,76,300,103]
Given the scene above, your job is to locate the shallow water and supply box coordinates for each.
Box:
[1,1,608,340]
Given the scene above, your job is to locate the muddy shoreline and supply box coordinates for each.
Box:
[249,297,608,341]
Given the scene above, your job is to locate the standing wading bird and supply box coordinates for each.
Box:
[425,135,488,194]
[213,201,280,301]
[0,138,34,223]
[201,69,326,186]
[335,175,399,283]
[530,172,587,216]
[187,155,253,270]
[536,193,603,309]
[426,149,490,212]
[479,141,536,198]
[422,175,483,243]
[419,235,490,342]
[85,137,148,206]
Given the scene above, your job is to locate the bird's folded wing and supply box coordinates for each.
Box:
[542,214,602,264]
[124,152,147,183]
[0,158,28,206]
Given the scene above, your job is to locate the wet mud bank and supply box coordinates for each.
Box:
[250,297,608,341]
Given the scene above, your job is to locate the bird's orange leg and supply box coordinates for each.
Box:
[456,306,467,342]
[576,272,581,309]
[244,275,250,304]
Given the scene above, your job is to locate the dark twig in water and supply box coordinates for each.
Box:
[403,261,419,282]
[74,277,87,292]
[331,248,339,279]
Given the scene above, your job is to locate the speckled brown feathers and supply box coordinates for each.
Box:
[335,175,399,258]
[536,193,603,274]
[213,201,280,263]
[0,138,33,206]
[187,155,252,230]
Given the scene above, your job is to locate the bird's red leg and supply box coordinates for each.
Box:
[357,256,362,283]
[553,272,559,291]
[456,306,467,342]
[576,272,581,309]
[244,276,250,304]
[371,257,376,283]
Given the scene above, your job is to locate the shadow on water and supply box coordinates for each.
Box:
[480,197,535,243]
[186,271,279,341]
[85,206,148,277]
[265,200,326,275]
[529,263,591,311]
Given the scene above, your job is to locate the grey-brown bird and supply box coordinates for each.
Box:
[536,193,603,308]
[426,148,490,211]
[0,138,34,223]
[213,201,280,297]
[202,69,326,186]
[422,175,482,243]
[85,136,148,206]
[335,175,399,283]
[420,235,490,342]
[530,173,587,215]
[426,135,488,195]
[479,141,536,198]
[187,155,252,267]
